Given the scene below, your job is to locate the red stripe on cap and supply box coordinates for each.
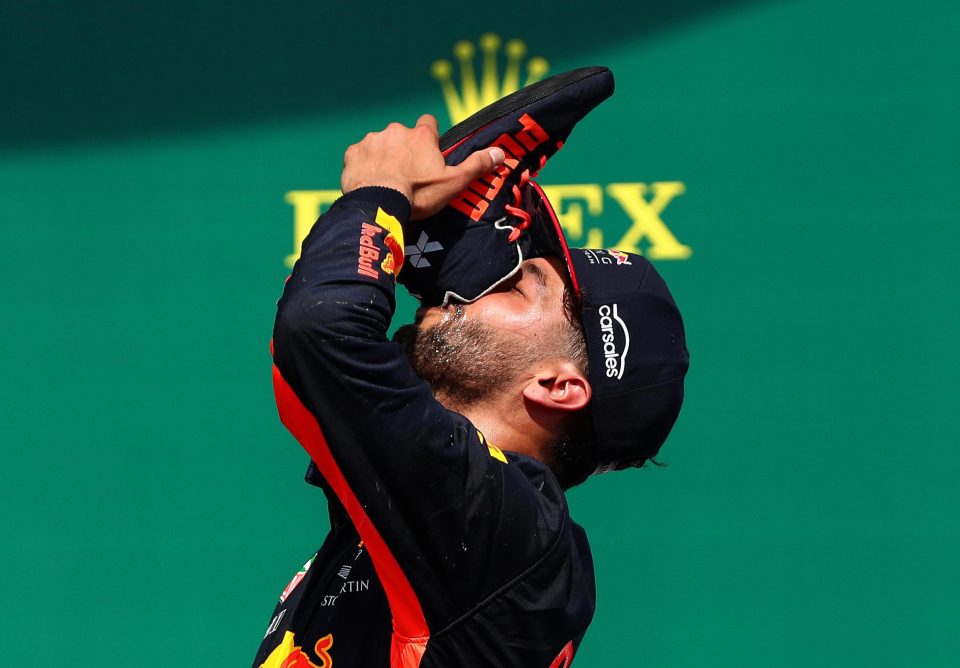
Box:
[272,364,429,666]
[529,181,581,296]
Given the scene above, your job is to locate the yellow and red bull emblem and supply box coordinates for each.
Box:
[260,631,334,668]
[380,252,398,276]
[357,209,405,280]
[608,250,632,265]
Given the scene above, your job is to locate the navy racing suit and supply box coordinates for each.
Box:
[253,187,596,668]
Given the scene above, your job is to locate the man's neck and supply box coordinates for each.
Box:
[437,391,549,462]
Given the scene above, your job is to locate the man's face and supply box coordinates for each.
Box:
[394,257,573,408]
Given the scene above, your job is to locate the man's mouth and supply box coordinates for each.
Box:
[415,304,460,326]
[414,306,435,325]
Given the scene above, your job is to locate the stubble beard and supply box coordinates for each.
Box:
[393,306,536,412]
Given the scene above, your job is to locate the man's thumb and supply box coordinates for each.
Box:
[416,147,507,220]
[455,147,506,183]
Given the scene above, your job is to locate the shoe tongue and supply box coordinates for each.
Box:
[399,66,615,306]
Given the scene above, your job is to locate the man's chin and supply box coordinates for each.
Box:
[392,309,521,408]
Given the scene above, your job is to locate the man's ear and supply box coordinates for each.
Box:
[522,362,592,414]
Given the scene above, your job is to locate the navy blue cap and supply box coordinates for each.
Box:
[526,182,689,472]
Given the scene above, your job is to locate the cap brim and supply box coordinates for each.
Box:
[527,181,582,297]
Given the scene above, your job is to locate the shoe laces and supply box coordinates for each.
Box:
[504,154,548,243]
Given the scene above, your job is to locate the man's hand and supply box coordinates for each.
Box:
[341,114,506,220]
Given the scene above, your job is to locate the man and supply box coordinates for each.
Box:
[253,105,688,666]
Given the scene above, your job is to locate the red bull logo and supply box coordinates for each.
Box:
[608,250,631,265]
[380,251,398,276]
[357,208,405,279]
[260,632,334,668]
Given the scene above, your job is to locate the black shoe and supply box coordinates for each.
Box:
[399,66,615,305]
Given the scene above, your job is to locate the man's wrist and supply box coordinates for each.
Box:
[344,179,413,203]
[337,186,412,221]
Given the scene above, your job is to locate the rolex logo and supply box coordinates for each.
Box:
[283,41,693,268]
[431,34,550,125]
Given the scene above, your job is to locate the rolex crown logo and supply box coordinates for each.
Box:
[432,34,549,125]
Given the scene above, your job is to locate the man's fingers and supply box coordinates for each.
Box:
[408,148,505,219]
[487,147,506,169]
[451,147,505,185]
[415,114,439,139]
[415,113,437,129]
[442,147,506,198]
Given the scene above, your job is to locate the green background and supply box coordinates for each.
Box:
[2,0,958,665]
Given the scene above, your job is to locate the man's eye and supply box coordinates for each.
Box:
[504,274,523,294]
